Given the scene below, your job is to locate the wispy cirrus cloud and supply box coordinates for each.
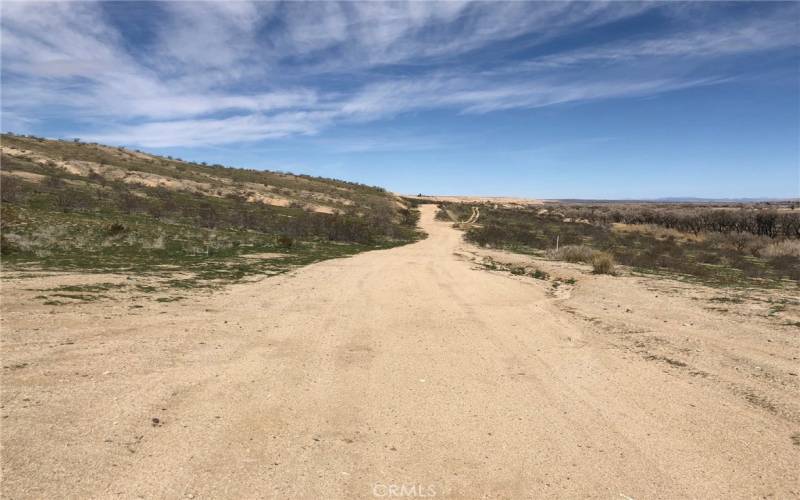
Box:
[521,11,800,69]
[80,74,727,147]
[88,112,325,148]
[1,1,798,147]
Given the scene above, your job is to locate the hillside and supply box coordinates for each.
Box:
[0,133,421,287]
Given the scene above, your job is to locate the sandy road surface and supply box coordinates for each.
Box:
[2,205,798,498]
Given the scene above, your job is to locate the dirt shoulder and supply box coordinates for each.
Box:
[459,245,800,423]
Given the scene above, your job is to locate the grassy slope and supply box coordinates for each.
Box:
[0,134,422,291]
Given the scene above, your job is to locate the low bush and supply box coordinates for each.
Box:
[529,269,549,280]
[107,223,127,235]
[509,265,526,275]
[277,235,294,248]
[591,252,615,275]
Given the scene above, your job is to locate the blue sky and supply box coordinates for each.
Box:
[2,1,798,199]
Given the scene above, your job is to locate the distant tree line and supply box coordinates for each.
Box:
[555,205,800,239]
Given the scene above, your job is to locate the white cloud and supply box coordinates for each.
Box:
[1,1,797,147]
[522,12,800,69]
[87,112,327,148]
[154,1,269,74]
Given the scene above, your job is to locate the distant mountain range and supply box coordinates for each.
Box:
[553,197,798,204]
[652,197,798,203]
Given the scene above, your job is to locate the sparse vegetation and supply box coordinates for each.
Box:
[0,134,424,284]
[552,202,800,239]
[477,256,553,282]
[455,202,799,287]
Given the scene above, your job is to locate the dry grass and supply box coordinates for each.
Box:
[546,245,615,275]
[760,239,800,258]
[612,223,704,242]
[142,235,165,250]
[591,252,615,275]
[2,226,69,253]
[546,244,595,263]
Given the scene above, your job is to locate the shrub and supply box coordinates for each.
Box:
[481,257,498,270]
[529,269,549,280]
[591,252,615,275]
[509,265,526,275]
[106,223,127,236]
[277,235,294,248]
[722,231,765,255]
[547,244,595,263]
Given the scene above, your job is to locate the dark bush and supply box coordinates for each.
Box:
[277,235,294,248]
[107,223,127,235]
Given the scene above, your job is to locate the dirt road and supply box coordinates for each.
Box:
[2,205,798,498]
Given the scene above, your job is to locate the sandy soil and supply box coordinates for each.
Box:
[1,205,798,498]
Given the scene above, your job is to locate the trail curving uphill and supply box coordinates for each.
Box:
[463,206,480,224]
[1,205,797,498]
